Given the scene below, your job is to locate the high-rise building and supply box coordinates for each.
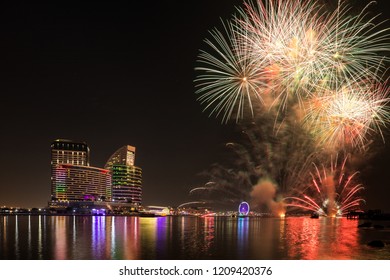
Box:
[105,145,142,205]
[50,139,111,202]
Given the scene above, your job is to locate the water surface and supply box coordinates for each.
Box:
[1,215,389,260]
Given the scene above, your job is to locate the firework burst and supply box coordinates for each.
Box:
[303,79,390,150]
[284,155,365,216]
[195,19,264,123]
[195,0,390,128]
[235,0,324,109]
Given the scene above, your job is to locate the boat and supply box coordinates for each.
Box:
[310,212,319,219]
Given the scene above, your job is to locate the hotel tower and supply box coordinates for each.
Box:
[50,139,111,202]
[105,145,143,205]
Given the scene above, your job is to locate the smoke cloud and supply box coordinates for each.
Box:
[250,178,285,216]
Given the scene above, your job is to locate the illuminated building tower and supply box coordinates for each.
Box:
[50,139,111,202]
[105,145,142,205]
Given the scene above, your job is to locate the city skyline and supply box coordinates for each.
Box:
[1,0,390,212]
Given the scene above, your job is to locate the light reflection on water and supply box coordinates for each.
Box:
[53,216,66,259]
[14,216,19,259]
[1,216,389,260]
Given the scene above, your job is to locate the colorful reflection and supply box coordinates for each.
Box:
[284,217,320,259]
[110,216,116,257]
[14,215,19,259]
[139,217,169,259]
[319,218,360,259]
[120,216,140,259]
[27,216,31,258]
[284,217,360,259]
[0,215,388,259]
[203,216,215,252]
[38,215,42,258]
[52,216,67,259]
[91,216,106,259]
[156,217,168,256]
[237,217,249,258]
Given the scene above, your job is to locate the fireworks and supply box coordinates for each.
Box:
[195,20,264,123]
[235,0,325,108]
[304,80,390,150]
[284,155,365,216]
[195,0,390,147]
[191,0,390,215]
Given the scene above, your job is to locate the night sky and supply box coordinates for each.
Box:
[0,0,389,212]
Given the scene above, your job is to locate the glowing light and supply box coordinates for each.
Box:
[201,212,216,218]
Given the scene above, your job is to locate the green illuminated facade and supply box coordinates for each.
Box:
[105,145,143,205]
[111,165,142,204]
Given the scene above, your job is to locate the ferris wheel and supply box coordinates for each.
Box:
[238,201,250,216]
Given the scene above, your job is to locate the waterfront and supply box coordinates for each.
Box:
[1,215,389,260]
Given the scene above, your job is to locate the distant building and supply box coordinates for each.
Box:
[105,145,143,205]
[50,139,111,202]
[143,205,171,216]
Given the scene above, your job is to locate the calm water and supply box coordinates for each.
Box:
[1,215,389,260]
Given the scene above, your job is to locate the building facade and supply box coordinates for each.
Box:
[51,139,89,166]
[50,139,111,202]
[105,145,143,205]
[52,164,111,201]
[111,165,142,204]
[50,140,142,205]
[105,145,135,169]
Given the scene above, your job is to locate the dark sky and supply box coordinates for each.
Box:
[0,0,389,212]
